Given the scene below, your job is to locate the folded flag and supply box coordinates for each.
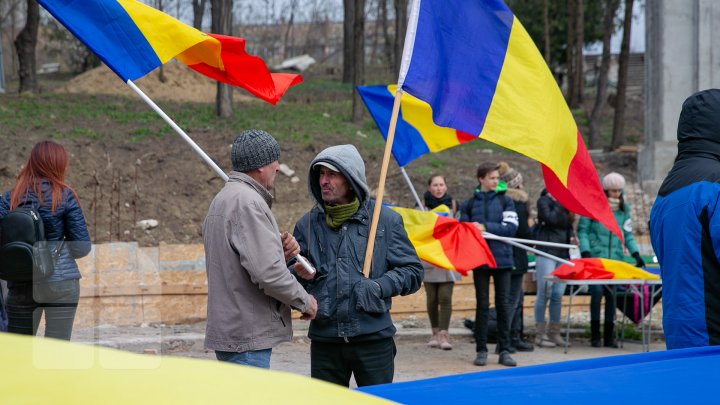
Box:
[38,0,301,104]
[391,206,496,275]
[395,0,621,239]
[551,258,660,280]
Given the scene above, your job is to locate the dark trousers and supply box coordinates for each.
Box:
[590,285,616,323]
[6,280,79,340]
[473,267,512,353]
[311,338,396,387]
[509,273,525,338]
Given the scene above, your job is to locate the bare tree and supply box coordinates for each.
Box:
[565,0,576,107]
[342,0,354,83]
[393,0,407,74]
[156,0,167,83]
[611,0,634,150]
[14,0,37,93]
[282,0,299,59]
[351,0,365,122]
[212,0,233,117]
[379,0,391,66]
[587,0,618,149]
[573,0,584,105]
[192,0,208,30]
[542,0,550,63]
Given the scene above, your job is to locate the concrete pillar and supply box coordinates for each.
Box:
[640,0,720,195]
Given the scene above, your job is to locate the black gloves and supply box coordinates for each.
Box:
[581,251,592,259]
[632,252,646,268]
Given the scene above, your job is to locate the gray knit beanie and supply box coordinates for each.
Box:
[231,129,281,172]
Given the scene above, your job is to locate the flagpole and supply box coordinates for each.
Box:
[126,79,229,182]
[400,166,424,210]
[486,235,576,250]
[483,232,574,266]
[362,88,404,277]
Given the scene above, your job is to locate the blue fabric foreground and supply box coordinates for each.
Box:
[358,346,720,404]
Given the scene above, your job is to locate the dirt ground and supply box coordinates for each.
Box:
[70,319,665,386]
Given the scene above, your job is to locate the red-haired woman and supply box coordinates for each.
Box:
[0,141,91,340]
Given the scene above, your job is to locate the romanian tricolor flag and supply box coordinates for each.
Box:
[391,206,495,275]
[390,0,621,239]
[551,258,660,280]
[358,85,476,167]
[0,333,387,404]
[38,0,301,105]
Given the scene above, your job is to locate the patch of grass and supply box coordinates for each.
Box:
[67,127,100,139]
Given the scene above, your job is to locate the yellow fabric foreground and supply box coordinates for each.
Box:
[0,333,390,404]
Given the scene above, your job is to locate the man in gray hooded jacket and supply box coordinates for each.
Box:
[292,144,423,387]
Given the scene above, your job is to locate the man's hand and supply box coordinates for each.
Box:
[301,295,318,320]
[281,232,300,262]
[474,222,486,232]
[293,258,316,280]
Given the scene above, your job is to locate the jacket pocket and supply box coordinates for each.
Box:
[352,225,385,275]
[308,265,332,320]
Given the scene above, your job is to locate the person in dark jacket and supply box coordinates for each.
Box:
[534,189,575,348]
[650,89,720,349]
[460,162,519,367]
[0,141,91,340]
[497,162,533,353]
[292,144,423,387]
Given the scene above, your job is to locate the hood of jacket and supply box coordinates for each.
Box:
[308,144,370,208]
[659,89,720,196]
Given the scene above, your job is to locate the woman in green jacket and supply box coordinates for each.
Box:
[577,172,645,348]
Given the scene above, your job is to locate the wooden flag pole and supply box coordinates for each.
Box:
[362,88,404,277]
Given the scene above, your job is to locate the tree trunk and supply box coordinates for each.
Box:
[574,0,584,104]
[156,0,166,83]
[212,0,233,118]
[611,0,634,150]
[587,0,617,149]
[351,0,366,123]
[543,0,550,64]
[342,0,354,83]
[393,0,408,74]
[379,0,391,66]
[192,0,208,30]
[14,0,38,94]
[283,2,296,60]
[565,0,576,107]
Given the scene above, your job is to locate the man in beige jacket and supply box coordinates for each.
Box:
[203,129,317,368]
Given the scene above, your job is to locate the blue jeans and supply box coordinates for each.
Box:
[534,257,566,324]
[215,349,272,368]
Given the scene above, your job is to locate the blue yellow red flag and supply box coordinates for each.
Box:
[389,0,621,239]
[38,0,301,104]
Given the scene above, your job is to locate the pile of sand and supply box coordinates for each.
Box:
[55,61,251,103]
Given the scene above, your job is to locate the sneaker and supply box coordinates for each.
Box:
[438,330,452,350]
[498,351,517,367]
[513,340,535,352]
[473,351,488,366]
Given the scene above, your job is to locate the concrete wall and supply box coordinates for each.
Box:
[640,0,720,193]
[76,242,637,328]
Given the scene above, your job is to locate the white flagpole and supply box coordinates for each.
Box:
[126,79,229,182]
[400,167,425,210]
[125,79,317,275]
[483,232,575,266]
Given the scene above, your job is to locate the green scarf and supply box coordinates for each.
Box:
[324,198,360,229]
